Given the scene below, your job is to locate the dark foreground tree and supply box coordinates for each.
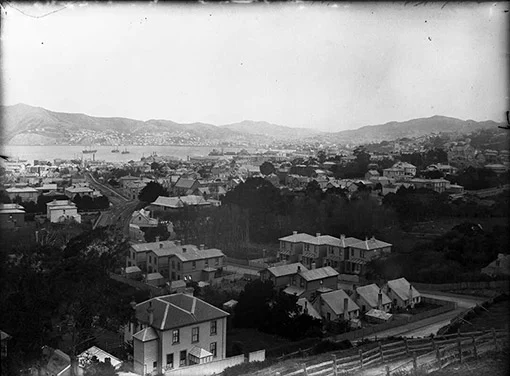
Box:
[138,181,169,203]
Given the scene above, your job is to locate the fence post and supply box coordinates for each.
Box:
[412,351,417,376]
[379,341,384,362]
[359,348,363,368]
[471,335,477,359]
[332,354,337,376]
[492,328,499,351]
[404,338,409,356]
[434,340,441,369]
[385,365,390,376]
[302,363,308,376]
[457,337,462,363]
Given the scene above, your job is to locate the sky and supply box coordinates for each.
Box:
[1,1,508,132]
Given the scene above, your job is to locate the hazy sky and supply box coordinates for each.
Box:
[1,2,508,131]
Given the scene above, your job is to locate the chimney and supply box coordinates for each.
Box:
[200,244,205,250]
[377,289,383,310]
[311,262,316,270]
[147,301,154,326]
[352,284,358,299]
[155,236,160,243]
[159,242,163,249]
[340,234,345,240]
[409,284,414,307]
[343,298,349,320]
[297,265,301,273]
[183,247,187,253]
[104,358,111,364]
[316,233,321,238]
[293,230,298,235]
[175,240,181,246]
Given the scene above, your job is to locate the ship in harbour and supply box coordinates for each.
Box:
[82,146,97,154]
[121,148,130,154]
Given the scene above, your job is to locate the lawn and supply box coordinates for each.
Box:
[226,328,293,356]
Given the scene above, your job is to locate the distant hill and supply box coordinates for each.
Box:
[1,104,504,146]
[221,120,321,139]
[319,115,503,144]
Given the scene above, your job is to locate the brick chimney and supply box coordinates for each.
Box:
[316,233,321,238]
[200,244,205,250]
[343,298,349,320]
[297,265,301,273]
[293,230,298,235]
[377,289,383,310]
[175,240,181,246]
[155,236,160,243]
[409,284,414,308]
[147,301,154,326]
[182,247,187,253]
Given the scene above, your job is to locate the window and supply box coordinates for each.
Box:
[149,255,152,263]
[327,312,331,321]
[172,260,175,269]
[166,353,174,369]
[210,342,217,358]
[153,361,157,370]
[180,350,187,367]
[210,320,217,335]
[215,257,219,266]
[205,258,209,266]
[172,329,179,344]
[350,249,354,257]
[177,262,181,271]
[192,261,196,270]
[192,327,199,343]
[300,278,304,288]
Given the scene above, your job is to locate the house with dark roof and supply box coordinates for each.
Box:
[259,263,308,291]
[172,177,201,196]
[127,294,229,375]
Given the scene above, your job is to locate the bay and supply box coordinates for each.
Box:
[1,145,256,164]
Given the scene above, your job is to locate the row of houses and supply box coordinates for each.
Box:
[277,232,392,276]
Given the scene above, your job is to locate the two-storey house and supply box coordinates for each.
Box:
[344,237,392,275]
[167,246,225,282]
[277,232,316,263]
[259,263,308,291]
[46,199,81,224]
[300,233,342,269]
[128,294,229,375]
[284,266,339,299]
[323,235,363,272]
[127,240,177,272]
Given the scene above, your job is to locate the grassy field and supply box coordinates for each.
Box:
[226,328,293,356]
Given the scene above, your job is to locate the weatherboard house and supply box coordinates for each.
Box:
[126,294,229,375]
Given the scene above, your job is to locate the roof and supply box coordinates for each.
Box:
[136,293,229,331]
[350,237,392,250]
[0,209,25,214]
[223,299,238,309]
[278,233,317,243]
[133,327,159,342]
[299,266,338,281]
[125,266,141,274]
[65,186,94,193]
[0,203,24,210]
[45,349,71,376]
[283,285,305,297]
[170,247,225,262]
[302,235,344,246]
[0,330,11,341]
[321,289,359,315]
[387,278,421,301]
[297,298,322,320]
[339,236,364,248]
[356,284,391,308]
[263,262,308,278]
[170,280,187,289]
[175,178,198,189]
[130,240,177,253]
[146,272,164,281]
[365,309,393,321]
[5,187,38,193]
[151,195,210,208]
[78,346,122,368]
[189,346,213,359]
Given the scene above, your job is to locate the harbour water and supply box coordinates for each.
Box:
[1,145,257,164]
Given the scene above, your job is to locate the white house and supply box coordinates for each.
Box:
[353,284,392,313]
[46,200,81,223]
[384,278,421,310]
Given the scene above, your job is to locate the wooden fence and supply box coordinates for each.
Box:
[272,329,507,376]
[412,280,510,292]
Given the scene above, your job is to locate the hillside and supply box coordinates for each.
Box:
[1,104,504,146]
[321,116,502,144]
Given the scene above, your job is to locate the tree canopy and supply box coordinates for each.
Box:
[138,181,169,203]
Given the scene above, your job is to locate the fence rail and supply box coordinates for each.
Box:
[275,328,507,376]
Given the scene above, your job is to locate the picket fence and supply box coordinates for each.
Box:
[273,328,507,376]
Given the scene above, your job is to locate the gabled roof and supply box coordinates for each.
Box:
[170,247,225,262]
[299,266,338,281]
[297,298,322,320]
[365,309,392,321]
[125,266,142,274]
[356,284,391,307]
[263,262,308,278]
[350,237,392,250]
[189,346,213,359]
[278,233,317,243]
[146,272,164,281]
[320,289,359,315]
[387,278,420,301]
[302,235,343,246]
[175,178,198,189]
[136,294,229,331]
[339,236,364,248]
[283,285,305,297]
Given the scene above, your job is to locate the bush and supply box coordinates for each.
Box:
[222,358,280,376]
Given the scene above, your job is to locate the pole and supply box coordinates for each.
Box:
[434,340,441,369]
[359,348,363,369]
[492,328,499,351]
[379,341,384,362]
[332,354,338,376]
[471,335,477,359]
[385,365,390,376]
[457,337,462,363]
[405,338,409,356]
[302,363,308,376]
[412,351,417,376]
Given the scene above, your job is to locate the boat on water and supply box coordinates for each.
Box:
[121,148,130,154]
[82,146,97,154]
[208,148,224,156]
[111,147,120,153]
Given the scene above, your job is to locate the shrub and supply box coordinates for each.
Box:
[312,339,352,355]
